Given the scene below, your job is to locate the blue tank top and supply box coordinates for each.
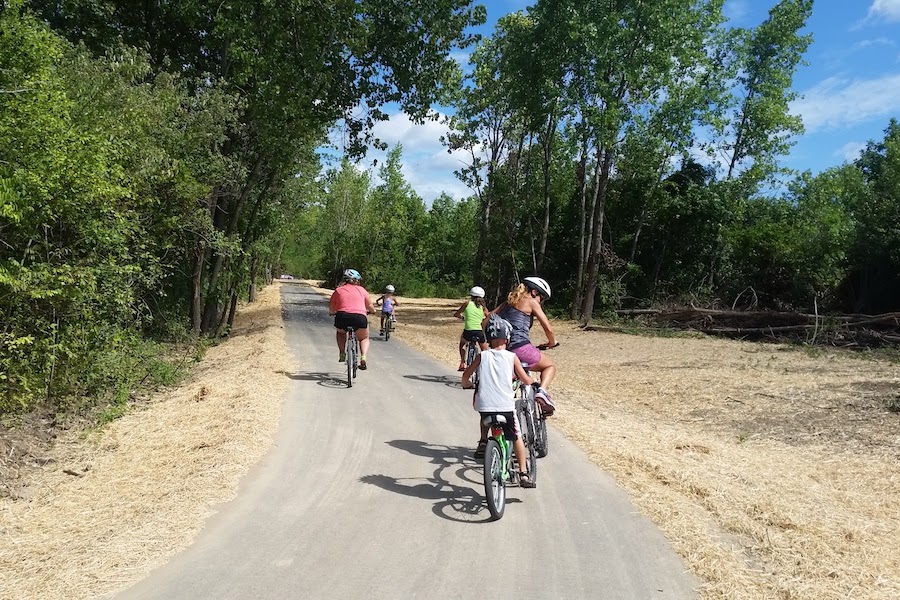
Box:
[381,296,394,313]
[498,305,532,349]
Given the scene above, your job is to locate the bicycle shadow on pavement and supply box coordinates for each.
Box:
[276,370,348,388]
[359,439,521,524]
[402,374,463,389]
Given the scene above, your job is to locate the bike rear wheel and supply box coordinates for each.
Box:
[384,317,391,341]
[466,342,478,385]
[535,413,549,458]
[483,439,506,520]
[516,399,538,485]
[352,336,359,379]
[345,334,353,387]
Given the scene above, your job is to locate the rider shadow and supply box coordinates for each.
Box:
[276,370,347,388]
[359,439,520,524]
[402,374,463,389]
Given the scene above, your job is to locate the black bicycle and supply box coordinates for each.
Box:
[464,338,480,384]
[344,326,360,387]
[515,368,549,459]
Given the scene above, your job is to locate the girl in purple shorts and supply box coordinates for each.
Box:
[493,276,558,414]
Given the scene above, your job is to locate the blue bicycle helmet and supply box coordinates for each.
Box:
[343,268,362,282]
[485,314,513,341]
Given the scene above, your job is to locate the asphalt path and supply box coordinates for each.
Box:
[114,282,697,599]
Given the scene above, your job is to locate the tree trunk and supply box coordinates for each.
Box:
[570,135,590,320]
[190,238,205,336]
[249,254,259,302]
[537,111,557,271]
[578,147,615,324]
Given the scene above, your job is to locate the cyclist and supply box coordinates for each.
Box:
[329,269,376,369]
[462,315,536,488]
[493,276,557,415]
[375,284,399,336]
[453,286,490,371]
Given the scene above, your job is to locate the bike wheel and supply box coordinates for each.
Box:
[384,319,391,341]
[466,343,478,386]
[535,413,549,458]
[516,399,538,485]
[482,439,506,520]
[345,336,353,388]
[352,337,359,379]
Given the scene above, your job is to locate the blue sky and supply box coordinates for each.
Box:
[341,0,900,203]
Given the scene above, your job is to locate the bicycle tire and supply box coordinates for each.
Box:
[483,439,506,520]
[345,334,353,388]
[384,318,391,341]
[352,336,359,379]
[516,398,538,485]
[535,414,549,458]
[466,342,478,386]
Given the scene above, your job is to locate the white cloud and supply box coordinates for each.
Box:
[854,0,900,28]
[723,0,750,23]
[868,0,900,21]
[834,141,867,162]
[329,109,478,204]
[855,37,896,48]
[791,74,900,132]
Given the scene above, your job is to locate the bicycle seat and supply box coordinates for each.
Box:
[481,414,508,427]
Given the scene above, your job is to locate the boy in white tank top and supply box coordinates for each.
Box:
[461,315,536,488]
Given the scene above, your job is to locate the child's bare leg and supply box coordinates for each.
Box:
[514,438,529,472]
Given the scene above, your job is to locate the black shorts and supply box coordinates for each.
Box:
[479,411,520,441]
[462,329,486,342]
[334,312,368,331]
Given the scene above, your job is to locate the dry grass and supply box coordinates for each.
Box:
[0,283,293,600]
[379,292,900,600]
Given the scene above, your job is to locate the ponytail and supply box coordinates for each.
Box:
[507,283,527,305]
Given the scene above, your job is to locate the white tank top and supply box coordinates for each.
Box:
[474,349,516,412]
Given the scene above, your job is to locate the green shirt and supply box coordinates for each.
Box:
[464,301,484,331]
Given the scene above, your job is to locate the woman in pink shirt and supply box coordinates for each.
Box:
[329,269,376,369]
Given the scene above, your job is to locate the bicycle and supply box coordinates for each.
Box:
[381,312,395,341]
[464,338,480,385]
[514,366,549,459]
[481,411,535,520]
[344,326,360,387]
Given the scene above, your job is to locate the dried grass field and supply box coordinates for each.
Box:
[376,291,900,600]
[2,281,898,600]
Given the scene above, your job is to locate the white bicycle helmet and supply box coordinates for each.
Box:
[523,276,551,299]
[385,284,395,292]
[343,268,361,282]
[469,286,485,298]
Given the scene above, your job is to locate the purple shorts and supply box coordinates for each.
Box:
[511,343,542,367]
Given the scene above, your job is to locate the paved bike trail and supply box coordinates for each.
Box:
[114,283,697,599]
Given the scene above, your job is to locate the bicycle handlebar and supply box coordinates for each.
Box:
[537,342,560,350]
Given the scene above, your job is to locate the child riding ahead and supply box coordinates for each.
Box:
[461,314,536,488]
[375,284,398,336]
[453,286,490,371]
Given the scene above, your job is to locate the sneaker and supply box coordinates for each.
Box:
[359,359,367,370]
[379,329,384,336]
[339,353,346,363]
[535,388,556,416]
[473,439,487,459]
[457,362,466,372]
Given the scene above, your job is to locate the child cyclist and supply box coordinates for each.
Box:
[453,286,490,371]
[375,284,399,336]
[461,315,536,488]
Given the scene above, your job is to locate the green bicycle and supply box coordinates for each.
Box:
[481,412,536,520]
